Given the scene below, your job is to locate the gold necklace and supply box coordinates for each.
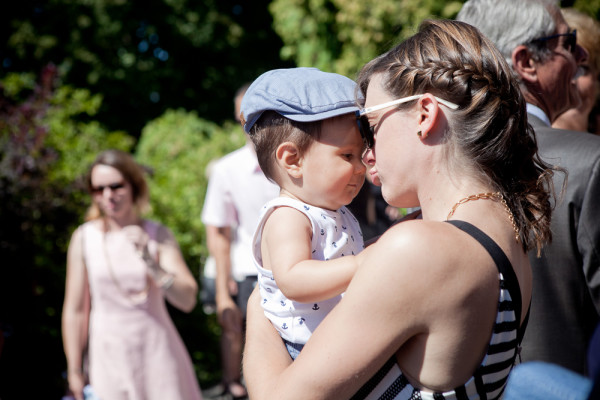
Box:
[447,192,520,242]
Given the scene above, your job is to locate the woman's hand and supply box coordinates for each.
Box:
[122,224,173,287]
[67,369,85,400]
[122,223,198,311]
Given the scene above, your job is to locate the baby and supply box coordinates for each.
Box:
[240,67,368,359]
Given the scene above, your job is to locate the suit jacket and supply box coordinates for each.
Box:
[522,113,600,374]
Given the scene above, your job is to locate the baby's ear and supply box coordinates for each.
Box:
[276,142,303,179]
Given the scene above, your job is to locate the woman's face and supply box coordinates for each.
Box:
[90,164,135,220]
[362,74,420,207]
[575,59,599,117]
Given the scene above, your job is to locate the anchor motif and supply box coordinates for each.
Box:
[304,205,310,210]
[280,300,286,307]
[282,323,289,330]
[263,298,267,304]
[320,229,325,236]
[312,304,320,310]
[342,225,347,230]
[332,241,337,248]
[298,317,306,325]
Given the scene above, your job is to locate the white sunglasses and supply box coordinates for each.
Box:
[358,94,459,117]
[355,94,459,148]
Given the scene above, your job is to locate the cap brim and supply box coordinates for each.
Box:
[282,105,359,122]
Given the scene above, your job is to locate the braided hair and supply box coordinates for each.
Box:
[357,19,555,254]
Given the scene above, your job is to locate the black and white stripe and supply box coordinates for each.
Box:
[351,221,526,400]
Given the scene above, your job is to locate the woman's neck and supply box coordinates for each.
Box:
[103,213,141,231]
[417,176,492,222]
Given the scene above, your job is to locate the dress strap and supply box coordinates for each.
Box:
[445,220,528,344]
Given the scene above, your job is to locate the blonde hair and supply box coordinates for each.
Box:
[562,8,600,73]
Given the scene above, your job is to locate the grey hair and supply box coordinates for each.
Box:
[456,0,558,69]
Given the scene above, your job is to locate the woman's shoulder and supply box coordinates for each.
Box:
[374,219,462,253]
[141,219,177,243]
[75,219,102,236]
[366,219,497,291]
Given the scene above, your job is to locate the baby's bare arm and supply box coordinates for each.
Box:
[262,206,358,303]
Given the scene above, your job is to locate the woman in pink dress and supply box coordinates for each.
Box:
[62,149,202,400]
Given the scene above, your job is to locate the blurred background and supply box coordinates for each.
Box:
[0,0,597,398]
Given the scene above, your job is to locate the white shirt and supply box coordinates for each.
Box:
[202,144,280,280]
[526,103,551,127]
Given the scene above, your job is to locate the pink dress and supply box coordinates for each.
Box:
[82,220,202,400]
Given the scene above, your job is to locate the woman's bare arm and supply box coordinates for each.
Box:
[244,219,504,399]
[243,287,294,398]
[244,221,435,399]
[154,225,198,312]
[61,227,90,400]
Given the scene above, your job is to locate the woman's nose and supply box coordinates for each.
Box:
[362,147,375,166]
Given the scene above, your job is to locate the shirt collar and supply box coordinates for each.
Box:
[526,103,551,127]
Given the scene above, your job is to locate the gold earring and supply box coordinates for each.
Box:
[417,130,422,137]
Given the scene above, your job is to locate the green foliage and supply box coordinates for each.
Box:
[1,0,290,137]
[136,108,245,265]
[135,108,246,384]
[573,0,600,19]
[46,87,133,184]
[270,0,464,77]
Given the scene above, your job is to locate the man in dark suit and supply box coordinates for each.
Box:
[457,0,600,375]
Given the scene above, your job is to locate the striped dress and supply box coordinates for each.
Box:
[351,220,529,400]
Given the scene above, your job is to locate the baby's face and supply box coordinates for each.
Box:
[298,114,366,211]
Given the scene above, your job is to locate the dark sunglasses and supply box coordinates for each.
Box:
[91,182,125,194]
[355,112,375,149]
[531,29,577,54]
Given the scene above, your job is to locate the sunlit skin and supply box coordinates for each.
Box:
[361,77,446,211]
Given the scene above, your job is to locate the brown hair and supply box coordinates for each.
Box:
[248,111,322,184]
[357,19,556,254]
[85,149,150,221]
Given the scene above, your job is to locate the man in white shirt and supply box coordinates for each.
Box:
[201,84,279,399]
